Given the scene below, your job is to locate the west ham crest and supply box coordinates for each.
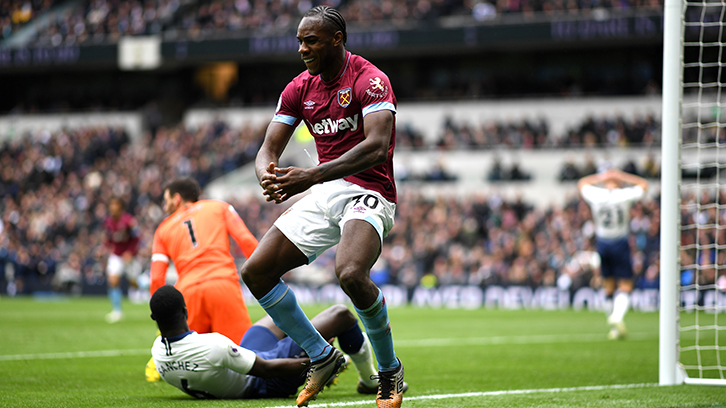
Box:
[338,88,352,108]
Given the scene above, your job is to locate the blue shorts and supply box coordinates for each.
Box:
[596,237,633,279]
[240,326,306,399]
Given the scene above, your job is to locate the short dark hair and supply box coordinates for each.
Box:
[164,177,201,203]
[150,285,187,331]
[109,196,125,208]
[303,6,347,45]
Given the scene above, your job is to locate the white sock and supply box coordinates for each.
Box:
[609,292,630,323]
[348,333,378,388]
[603,297,614,316]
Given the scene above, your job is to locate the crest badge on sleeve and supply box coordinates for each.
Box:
[337,88,352,108]
[366,77,388,98]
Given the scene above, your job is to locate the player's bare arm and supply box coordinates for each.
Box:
[247,356,311,379]
[272,110,393,202]
[255,121,296,203]
[610,168,649,190]
[577,171,607,194]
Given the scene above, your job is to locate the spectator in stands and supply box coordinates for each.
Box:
[636,261,660,290]
[488,158,532,182]
[508,161,531,181]
[53,252,83,295]
[395,124,426,149]
[487,156,505,181]
[581,154,598,177]
[558,155,581,181]
[424,157,457,181]
[640,152,660,179]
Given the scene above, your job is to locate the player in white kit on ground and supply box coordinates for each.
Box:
[150,285,407,399]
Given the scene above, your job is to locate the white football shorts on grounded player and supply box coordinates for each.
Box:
[274,179,396,263]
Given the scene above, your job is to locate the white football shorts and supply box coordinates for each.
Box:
[274,179,396,263]
[106,253,142,280]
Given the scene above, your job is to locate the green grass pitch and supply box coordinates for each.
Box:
[1,295,725,408]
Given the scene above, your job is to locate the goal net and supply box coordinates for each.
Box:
[661,0,726,386]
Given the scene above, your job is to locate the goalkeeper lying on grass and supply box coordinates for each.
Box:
[149,285,408,400]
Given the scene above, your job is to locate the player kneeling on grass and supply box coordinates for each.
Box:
[150,286,408,399]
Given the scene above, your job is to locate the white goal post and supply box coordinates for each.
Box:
[660,0,726,386]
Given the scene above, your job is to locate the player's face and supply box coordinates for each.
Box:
[604,180,620,190]
[297,16,340,80]
[162,190,178,215]
[109,200,122,218]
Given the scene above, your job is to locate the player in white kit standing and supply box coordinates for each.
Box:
[578,168,649,339]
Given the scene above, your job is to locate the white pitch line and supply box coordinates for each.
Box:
[260,383,659,408]
[0,332,656,362]
[395,332,655,347]
[0,348,150,361]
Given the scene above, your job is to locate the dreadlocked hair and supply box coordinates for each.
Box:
[303,6,347,45]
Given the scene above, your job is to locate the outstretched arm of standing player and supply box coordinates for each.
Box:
[150,254,169,295]
[224,204,258,258]
[149,231,170,295]
[270,110,394,203]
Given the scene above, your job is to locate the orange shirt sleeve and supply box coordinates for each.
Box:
[224,203,258,258]
[150,228,170,295]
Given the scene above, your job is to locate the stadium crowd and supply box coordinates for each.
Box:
[399,112,661,150]
[0,0,63,40]
[0,115,718,301]
[1,0,665,46]
[0,120,263,295]
[222,180,722,297]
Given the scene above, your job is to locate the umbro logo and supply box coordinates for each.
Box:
[304,100,315,109]
[396,377,404,393]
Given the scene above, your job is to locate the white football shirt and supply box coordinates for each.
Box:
[581,185,644,239]
[151,331,257,399]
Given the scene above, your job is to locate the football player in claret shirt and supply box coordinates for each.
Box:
[103,197,141,323]
[239,6,404,408]
[145,177,258,381]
